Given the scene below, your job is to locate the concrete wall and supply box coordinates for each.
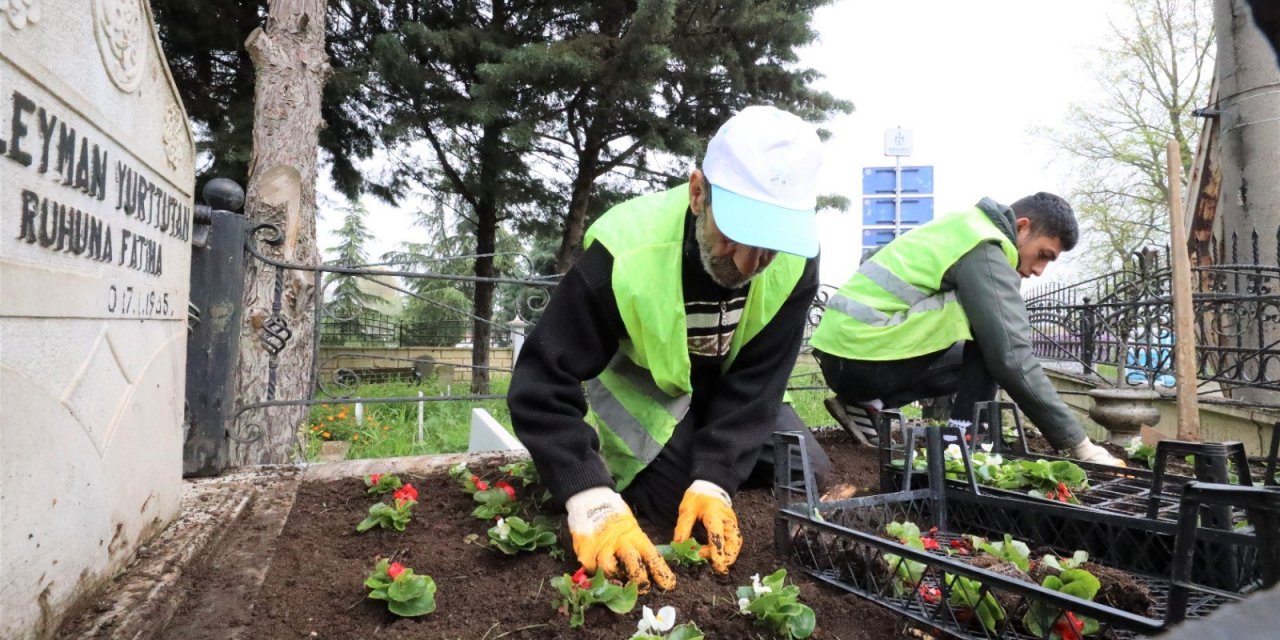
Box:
[1035,369,1280,455]
[318,346,514,384]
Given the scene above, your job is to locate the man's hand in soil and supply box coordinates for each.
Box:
[673,480,741,574]
[566,487,676,593]
[1070,438,1127,467]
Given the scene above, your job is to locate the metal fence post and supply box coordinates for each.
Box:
[1081,296,1095,371]
[183,178,247,477]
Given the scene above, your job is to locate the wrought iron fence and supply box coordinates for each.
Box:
[319,312,485,348]
[1024,231,1280,398]
[222,221,560,447]
[223,221,839,451]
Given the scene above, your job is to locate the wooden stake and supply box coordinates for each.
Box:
[1167,140,1200,441]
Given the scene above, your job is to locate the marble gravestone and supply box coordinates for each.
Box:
[0,1,196,637]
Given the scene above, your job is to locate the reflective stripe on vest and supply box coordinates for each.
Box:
[809,206,1018,361]
[827,290,957,327]
[585,354,692,469]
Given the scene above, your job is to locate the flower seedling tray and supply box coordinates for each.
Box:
[877,402,1277,527]
[777,427,1279,639]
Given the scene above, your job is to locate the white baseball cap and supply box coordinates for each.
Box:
[702,105,823,258]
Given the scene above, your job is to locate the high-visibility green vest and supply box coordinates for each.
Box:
[582,185,805,490]
[809,206,1018,361]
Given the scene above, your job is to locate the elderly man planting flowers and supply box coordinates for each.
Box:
[510,106,832,592]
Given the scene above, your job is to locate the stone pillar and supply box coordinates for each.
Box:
[508,316,529,367]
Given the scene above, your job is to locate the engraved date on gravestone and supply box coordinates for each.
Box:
[106,284,172,317]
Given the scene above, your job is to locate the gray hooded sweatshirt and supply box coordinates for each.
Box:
[937,197,1086,449]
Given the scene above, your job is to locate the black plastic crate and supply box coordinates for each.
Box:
[877,402,1277,526]
[776,427,1280,639]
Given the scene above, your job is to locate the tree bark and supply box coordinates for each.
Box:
[231,0,331,464]
[555,167,597,274]
[471,122,503,395]
[1213,0,1280,406]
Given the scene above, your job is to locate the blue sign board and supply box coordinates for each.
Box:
[862,197,934,226]
[861,166,934,195]
[862,228,902,248]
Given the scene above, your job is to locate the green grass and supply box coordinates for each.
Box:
[308,363,917,462]
[304,376,511,461]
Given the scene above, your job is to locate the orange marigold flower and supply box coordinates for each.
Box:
[322,431,331,438]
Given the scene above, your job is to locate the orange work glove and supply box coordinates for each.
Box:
[566,487,675,593]
[672,480,741,574]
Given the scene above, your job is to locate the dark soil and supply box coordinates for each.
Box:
[178,430,920,639]
[1080,562,1155,617]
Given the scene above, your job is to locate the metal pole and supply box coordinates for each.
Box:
[1167,140,1201,441]
[416,390,425,444]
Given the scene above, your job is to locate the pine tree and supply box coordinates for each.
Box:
[325,201,383,328]
[368,0,576,392]
[530,0,854,272]
[151,0,382,197]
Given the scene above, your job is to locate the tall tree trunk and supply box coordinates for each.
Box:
[471,123,502,394]
[231,0,331,464]
[1213,0,1280,406]
[556,168,596,274]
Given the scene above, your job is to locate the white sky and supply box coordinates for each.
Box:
[319,0,1123,287]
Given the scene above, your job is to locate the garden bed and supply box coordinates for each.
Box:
[150,430,924,639]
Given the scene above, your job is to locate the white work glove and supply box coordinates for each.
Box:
[1070,439,1127,467]
[565,487,674,592]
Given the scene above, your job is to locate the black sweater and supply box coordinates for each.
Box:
[508,211,820,505]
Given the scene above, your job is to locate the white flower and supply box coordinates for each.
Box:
[450,461,467,475]
[1124,436,1142,455]
[751,573,772,597]
[635,605,676,635]
[944,444,963,460]
[738,597,753,613]
[493,517,510,540]
[980,442,994,453]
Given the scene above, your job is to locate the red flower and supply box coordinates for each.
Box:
[475,480,490,492]
[921,537,941,551]
[949,538,971,555]
[1050,482,1075,503]
[495,480,516,500]
[571,567,591,589]
[1053,612,1085,640]
[370,473,382,486]
[918,584,942,604]
[387,562,405,579]
[393,484,418,504]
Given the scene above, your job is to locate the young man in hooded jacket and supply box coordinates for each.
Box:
[811,193,1124,467]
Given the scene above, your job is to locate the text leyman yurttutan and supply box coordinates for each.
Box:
[3,88,191,285]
